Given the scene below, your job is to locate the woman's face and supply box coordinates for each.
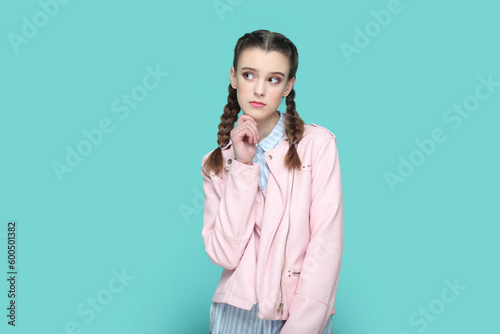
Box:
[230,47,295,126]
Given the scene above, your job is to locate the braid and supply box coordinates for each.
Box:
[284,88,304,170]
[202,83,240,176]
[218,84,240,148]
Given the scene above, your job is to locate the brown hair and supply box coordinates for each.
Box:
[202,29,304,176]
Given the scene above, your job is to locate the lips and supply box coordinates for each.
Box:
[250,101,266,107]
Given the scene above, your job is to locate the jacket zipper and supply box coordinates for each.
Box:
[277,167,296,315]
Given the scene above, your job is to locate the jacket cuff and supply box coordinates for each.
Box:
[231,158,259,172]
[280,293,334,334]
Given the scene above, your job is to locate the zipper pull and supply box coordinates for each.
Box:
[277,302,284,315]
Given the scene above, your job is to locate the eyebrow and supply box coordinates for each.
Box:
[240,67,285,77]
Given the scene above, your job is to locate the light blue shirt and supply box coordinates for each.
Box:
[253,110,286,197]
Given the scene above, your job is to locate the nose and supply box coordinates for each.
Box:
[254,79,266,96]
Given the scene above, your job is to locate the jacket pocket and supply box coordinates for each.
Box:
[286,268,302,307]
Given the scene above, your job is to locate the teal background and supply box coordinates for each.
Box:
[1,0,499,333]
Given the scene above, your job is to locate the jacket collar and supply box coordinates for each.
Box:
[221,123,311,152]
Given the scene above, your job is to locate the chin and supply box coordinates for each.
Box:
[241,110,265,119]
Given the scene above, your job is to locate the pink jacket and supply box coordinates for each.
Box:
[201,122,344,333]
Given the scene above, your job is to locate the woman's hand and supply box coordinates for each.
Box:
[230,115,260,165]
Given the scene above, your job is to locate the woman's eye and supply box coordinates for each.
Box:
[243,72,254,79]
[270,77,281,84]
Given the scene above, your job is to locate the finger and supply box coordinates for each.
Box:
[239,118,259,142]
[232,125,256,145]
[238,115,258,127]
[234,122,259,144]
[242,122,259,144]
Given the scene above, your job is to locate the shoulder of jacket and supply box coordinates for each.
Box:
[201,146,234,173]
[304,123,337,141]
[200,148,216,173]
[201,148,215,163]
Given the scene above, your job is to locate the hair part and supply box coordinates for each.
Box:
[203,29,304,176]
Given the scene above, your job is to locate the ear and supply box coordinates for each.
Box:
[283,76,296,97]
[230,66,237,89]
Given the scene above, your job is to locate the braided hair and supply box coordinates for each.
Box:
[203,30,304,176]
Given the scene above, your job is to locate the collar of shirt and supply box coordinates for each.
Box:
[256,111,286,153]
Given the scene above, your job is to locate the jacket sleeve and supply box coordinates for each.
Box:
[200,156,261,270]
[280,136,344,334]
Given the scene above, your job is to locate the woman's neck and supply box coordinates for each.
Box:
[256,111,280,143]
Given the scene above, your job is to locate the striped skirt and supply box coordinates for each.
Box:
[210,302,333,334]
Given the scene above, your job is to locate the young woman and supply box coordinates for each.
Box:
[201,29,344,334]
